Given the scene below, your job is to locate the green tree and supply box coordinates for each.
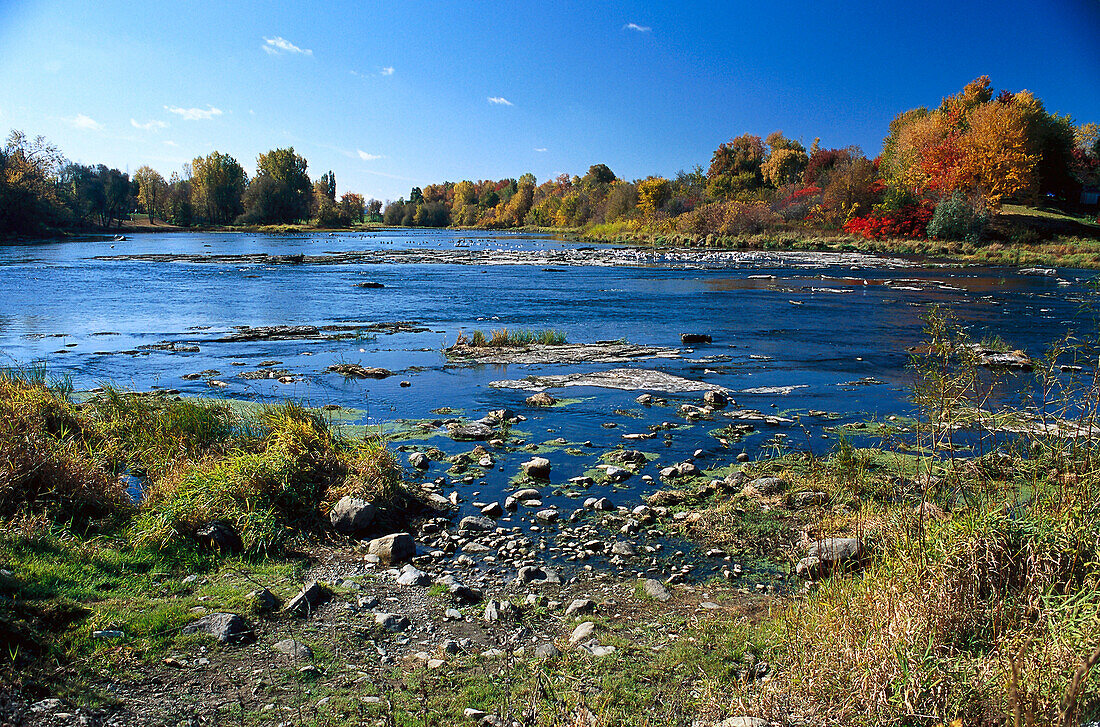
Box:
[133,166,167,223]
[191,151,247,224]
[0,130,66,234]
[248,147,311,223]
[706,134,765,198]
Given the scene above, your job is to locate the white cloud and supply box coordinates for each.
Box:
[357,149,384,161]
[534,147,548,153]
[131,118,168,131]
[67,113,103,131]
[165,105,223,121]
[163,140,179,147]
[380,66,394,76]
[262,36,312,56]
[624,22,651,32]
[488,96,513,106]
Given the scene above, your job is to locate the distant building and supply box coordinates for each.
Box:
[1082,185,1100,207]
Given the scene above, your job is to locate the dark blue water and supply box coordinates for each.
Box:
[0,229,1094,575]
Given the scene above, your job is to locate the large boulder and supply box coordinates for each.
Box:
[182,612,253,644]
[329,496,377,535]
[459,515,495,532]
[447,422,493,441]
[367,532,416,565]
[795,537,864,578]
[525,392,558,407]
[521,457,551,479]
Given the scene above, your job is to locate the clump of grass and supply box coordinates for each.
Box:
[0,373,129,530]
[451,328,567,349]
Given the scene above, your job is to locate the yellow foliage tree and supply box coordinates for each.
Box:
[957,100,1037,207]
[636,177,671,218]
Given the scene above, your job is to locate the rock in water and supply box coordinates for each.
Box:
[522,457,551,479]
[525,391,558,407]
[680,333,712,345]
[329,496,377,535]
[182,613,253,644]
[367,533,416,565]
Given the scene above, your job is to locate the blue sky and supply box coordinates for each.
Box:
[1,0,1097,202]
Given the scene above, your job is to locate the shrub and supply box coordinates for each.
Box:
[0,375,130,529]
[927,191,989,242]
[843,202,934,239]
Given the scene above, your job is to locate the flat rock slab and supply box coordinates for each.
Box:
[446,341,680,365]
[492,368,728,394]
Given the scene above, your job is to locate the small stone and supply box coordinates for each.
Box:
[396,564,429,586]
[284,582,332,617]
[182,613,253,644]
[481,502,504,517]
[642,579,671,602]
[522,457,551,479]
[273,639,313,660]
[535,508,560,523]
[569,621,595,645]
[248,588,279,613]
[459,516,495,532]
[525,392,558,407]
[534,642,561,659]
[564,598,596,618]
[374,612,410,632]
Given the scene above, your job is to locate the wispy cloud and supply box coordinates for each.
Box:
[163,140,179,147]
[131,118,168,131]
[357,149,384,161]
[488,96,513,106]
[165,105,223,121]
[262,36,313,56]
[534,147,548,153]
[624,22,651,32]
[67,113,103,131]
[380,66,394,76]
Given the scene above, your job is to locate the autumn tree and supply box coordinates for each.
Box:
[637,177,672,217]
[338,193,365,224]
[133,166,167,223]
[244,147,311,224]
[191,151,246,224]
[706,134,765,198]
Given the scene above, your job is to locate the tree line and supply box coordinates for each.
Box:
[0,141,381,235]
[2,77,1097,239]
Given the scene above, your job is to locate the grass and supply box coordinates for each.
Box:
[450,328,567,349]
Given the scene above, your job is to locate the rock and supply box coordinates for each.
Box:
[636,393,654,405]
[327,363,392,379]
[747,477,789,495]
[586,496,614,511]
[284,582,332,617]
[194,521,243,554]
[375,612,410,632]
[564,598,596,618]
[642,579,671,602]
[367,533,416,565]
[569,621,596,645]
[512,488,541,501]
[680,333,712,345]
[795,537,864,578]
[525,391,558,407]
[464,708,488,721]
[448,582,483,605]
[273,639,313,660]
[604,465,631,482]
[535,508,560,523]
[182,613,253,644]
[409,452,430,469]
[396,564,430,586]
[480,502,504,517]
[677,461,700,477]
[789,491,828,509]
[459,516,495,532]
[248,588,279,613]
[92,630,126,639]
[610,541,636,556]
[736,453,750,462]
[534,642,561,659]
[516,565,561,584]
[715,718,768,727]
[970,346,1033,371]
[448,422,494,441]
[483,600,500,622]
[703,390,728,407]
[329,496,378,535]
[522,457,551,479]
